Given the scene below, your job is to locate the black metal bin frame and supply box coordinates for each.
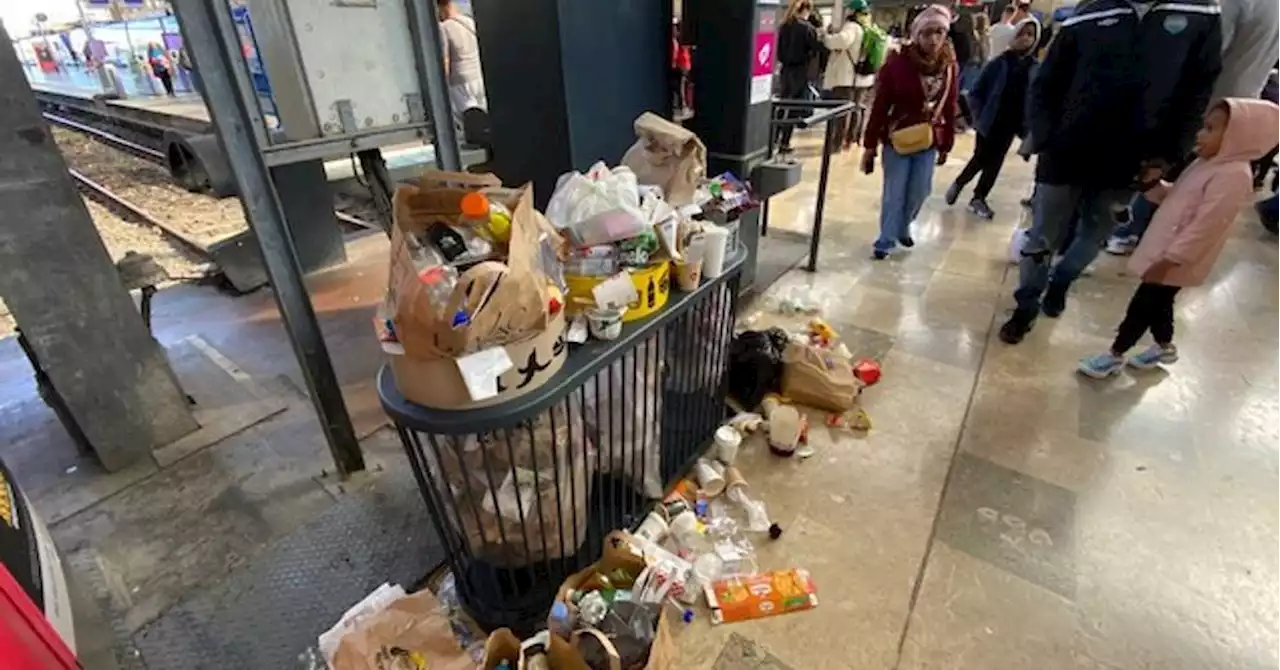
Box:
[379,247,746,634]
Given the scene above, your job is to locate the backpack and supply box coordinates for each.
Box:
[856,24,888,76]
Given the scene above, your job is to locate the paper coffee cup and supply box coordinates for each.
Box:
[714,425,742,465]
[634,511,669,542]
[694,458,726,496]
[724,466,747,494]
[674,259,703,291]
[703,226,730,279]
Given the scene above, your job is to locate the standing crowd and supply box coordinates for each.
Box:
[774,0,1279,377]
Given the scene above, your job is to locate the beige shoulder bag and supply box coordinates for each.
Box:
[889,64,952,155]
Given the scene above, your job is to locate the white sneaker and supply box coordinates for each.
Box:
[1105,235,1139,256]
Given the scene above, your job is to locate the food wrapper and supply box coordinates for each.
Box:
[705,568,819,625]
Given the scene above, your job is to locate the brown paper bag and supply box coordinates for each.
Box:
[553,532,677,670]
[780,341,858,413]
[331,589,475,670]
[620,112,706,206]
[389,172,549,360]
[482,629,592,670]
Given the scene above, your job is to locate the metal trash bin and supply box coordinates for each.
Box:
[379,248,745,633]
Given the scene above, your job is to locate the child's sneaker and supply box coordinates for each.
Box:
[1078,353,1124,379]
[1127,343,1178,369]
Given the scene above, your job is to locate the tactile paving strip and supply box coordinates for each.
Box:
[132,465,444,669]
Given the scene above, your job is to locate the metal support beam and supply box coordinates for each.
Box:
[404,0,462,171]
[171,0,365,476]
[0,21,198,471]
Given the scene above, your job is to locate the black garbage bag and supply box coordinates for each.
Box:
[727,327,790,410]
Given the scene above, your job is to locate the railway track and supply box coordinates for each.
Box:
[46,113,381,248]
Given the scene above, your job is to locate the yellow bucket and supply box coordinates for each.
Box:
[564,262,671,322]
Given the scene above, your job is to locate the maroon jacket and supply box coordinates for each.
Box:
[862,50,959,154]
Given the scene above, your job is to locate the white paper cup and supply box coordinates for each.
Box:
[694,458,726,496]
[634,511,669,542]
[714,425,742,465]
[703,226,730,278]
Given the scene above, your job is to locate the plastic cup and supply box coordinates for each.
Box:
[674,259,703,291]
[714,425,742,465]
[634,511,669,542]
[694,458,725,496]
[585,305,625,340]
[703,226,730,278]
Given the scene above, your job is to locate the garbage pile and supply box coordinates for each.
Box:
[728,318,881,456]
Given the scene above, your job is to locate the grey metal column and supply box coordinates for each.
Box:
[404,0,461,171]
[0,21,198,472]
[171,0,365,476]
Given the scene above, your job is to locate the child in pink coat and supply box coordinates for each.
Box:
[1079,97,1280,378]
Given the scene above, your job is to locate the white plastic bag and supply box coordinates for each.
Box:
[545,162,647,246]
[1008,228,1031,265]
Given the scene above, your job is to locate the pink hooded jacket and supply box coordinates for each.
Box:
[1129,98,1280,288]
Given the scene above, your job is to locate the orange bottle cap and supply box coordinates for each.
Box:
[460,191,490,218]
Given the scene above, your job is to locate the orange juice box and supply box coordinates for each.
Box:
[704,568,818,624]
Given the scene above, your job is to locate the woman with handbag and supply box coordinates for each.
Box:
[860,4,959,260]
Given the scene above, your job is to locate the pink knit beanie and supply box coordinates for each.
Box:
[911,4,952,41]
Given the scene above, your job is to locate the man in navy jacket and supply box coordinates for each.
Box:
[999,0,1222,345]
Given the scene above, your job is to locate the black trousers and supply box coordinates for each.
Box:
[775,67,810,150]
[155,68,175,96]
[954,129,1016,200]
[1112,282,1180,353]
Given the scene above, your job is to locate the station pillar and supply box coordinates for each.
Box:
[0,23,199,471]
[473,0,671,207]
[686,0,781,292]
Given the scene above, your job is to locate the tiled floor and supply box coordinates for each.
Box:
[674,131,1279,670]
[0,126,1273,668]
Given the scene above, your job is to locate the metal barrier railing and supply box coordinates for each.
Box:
[766,98,856,272]
[379,251,744,634]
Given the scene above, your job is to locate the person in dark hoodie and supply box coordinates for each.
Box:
[997,0,1222,345]
[775,0,824,154]
[944,16,1040,219]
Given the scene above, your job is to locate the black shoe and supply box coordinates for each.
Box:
[1042,282,1069,318]
[945,182,962,206]
[872,249,889,260]
[898,235,915,248]
[998,309,1037,345]
[1259,202,1280,235]
[968,198,995,220]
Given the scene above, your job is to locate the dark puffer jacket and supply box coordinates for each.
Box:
[1029,0,1222,187]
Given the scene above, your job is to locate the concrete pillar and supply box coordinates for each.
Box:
[473,0,670,207]
[0,22,197,471]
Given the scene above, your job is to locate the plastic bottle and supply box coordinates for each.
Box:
[461,191,513,243]
[547,600,575,638]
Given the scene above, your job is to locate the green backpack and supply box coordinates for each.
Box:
[856,23,888,75]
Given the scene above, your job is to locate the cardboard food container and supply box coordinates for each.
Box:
[705,568,819,625]
[780,340,858,413]
[563,262,671,322]
[389,308,567,410]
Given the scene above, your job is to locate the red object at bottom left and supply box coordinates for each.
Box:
[0,563,79,669]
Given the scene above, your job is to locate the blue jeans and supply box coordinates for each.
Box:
[1112,192,1155,240]
[1013,183,1129,312]
[876,145,937,252]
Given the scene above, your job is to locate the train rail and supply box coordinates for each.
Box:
[43,112,167,165]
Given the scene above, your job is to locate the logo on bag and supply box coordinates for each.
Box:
[1162,14,1188,35]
